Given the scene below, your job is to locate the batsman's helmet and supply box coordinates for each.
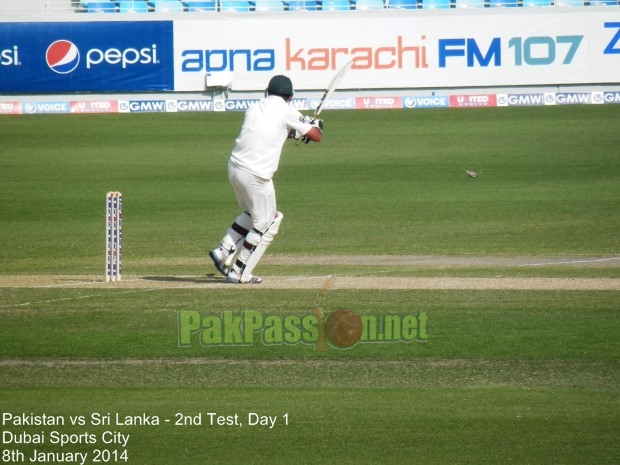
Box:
[267,75,294,98]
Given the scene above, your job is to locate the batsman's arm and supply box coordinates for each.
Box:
[292,117,323,145]
[303,121,323,143]
[288,116,323,145]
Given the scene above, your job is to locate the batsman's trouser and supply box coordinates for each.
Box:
[228,161,277,232]
[227,161,282,281]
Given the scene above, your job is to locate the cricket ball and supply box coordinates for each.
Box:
[325,310,363,348]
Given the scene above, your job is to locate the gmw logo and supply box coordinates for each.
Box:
[46,39,159,74]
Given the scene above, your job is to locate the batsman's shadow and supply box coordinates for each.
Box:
[144,275,224,284]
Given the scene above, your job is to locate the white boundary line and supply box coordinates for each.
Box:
[0,289,158,309]
[0,275,331,308]
[519,257,620,266]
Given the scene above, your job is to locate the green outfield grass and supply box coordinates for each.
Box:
[0,106,619,465]
[1,106,619,273]
[1,288,618,465]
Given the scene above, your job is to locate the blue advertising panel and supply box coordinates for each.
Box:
[0,21,173,93]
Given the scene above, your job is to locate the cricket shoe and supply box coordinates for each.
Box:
[209,248,231,277]
[226,272,262,284]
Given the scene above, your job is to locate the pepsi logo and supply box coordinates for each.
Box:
[46,40,80,74]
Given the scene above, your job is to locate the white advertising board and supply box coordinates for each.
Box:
[173,8,620,92]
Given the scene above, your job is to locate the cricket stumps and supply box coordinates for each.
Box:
[105,191,122,282]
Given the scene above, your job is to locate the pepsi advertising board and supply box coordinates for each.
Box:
[0,22,173,93]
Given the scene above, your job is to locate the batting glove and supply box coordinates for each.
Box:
[310,118,324,132]
[301,119,324,144]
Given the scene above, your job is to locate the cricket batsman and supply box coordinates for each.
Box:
[209,75,324,284]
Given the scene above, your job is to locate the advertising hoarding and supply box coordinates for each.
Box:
[0,21,174,93]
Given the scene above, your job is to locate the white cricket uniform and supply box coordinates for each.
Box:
[228,95,313,232]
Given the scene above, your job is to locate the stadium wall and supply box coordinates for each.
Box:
[1,6,619,113]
